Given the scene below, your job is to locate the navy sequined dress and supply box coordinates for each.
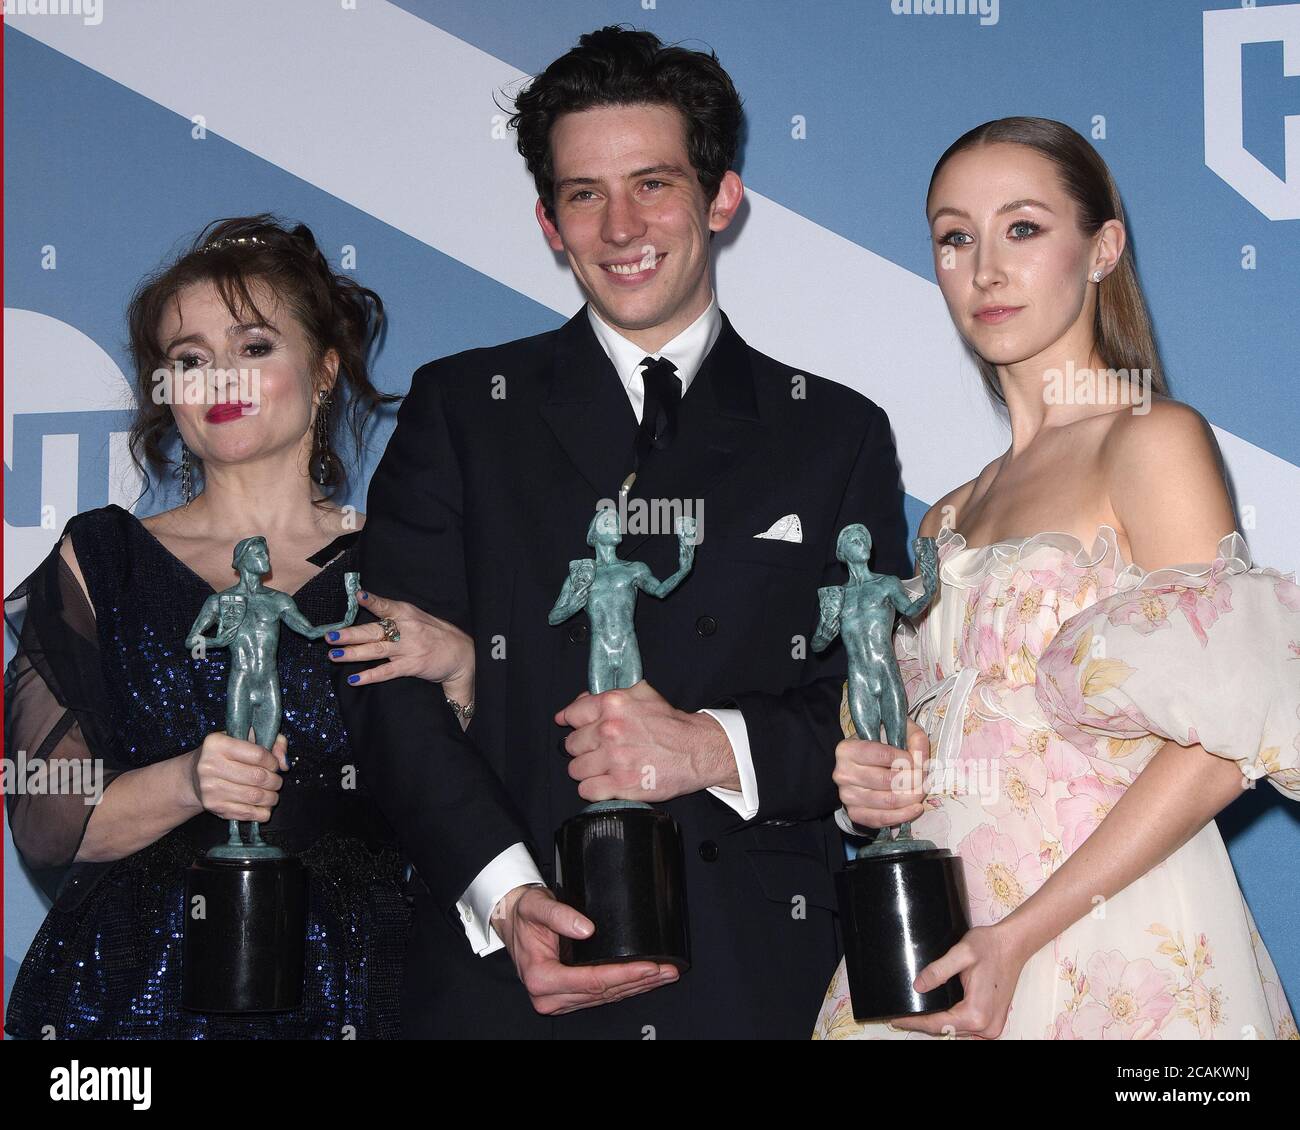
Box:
[4,505,411,1039]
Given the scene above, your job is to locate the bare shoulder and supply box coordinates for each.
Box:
[918,476,980,539]
[1101,399,1234,567]
[1101,398,1223,474]
[138,506,181,535]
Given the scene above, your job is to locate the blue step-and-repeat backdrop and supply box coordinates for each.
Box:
[5,0,1299,1025]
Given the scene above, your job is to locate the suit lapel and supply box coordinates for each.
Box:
[538,305,767,558]
[619,310,766,556]
[539,307,640,503]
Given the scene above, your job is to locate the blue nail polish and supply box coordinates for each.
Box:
[359,591,369,600]
[330,649,344,658]
[347,674,360,684]
[327,631,339,642]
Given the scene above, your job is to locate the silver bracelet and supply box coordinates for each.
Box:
[445,695,475,723]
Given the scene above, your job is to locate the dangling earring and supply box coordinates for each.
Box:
[177,440,194,506]
[310,388,338,486]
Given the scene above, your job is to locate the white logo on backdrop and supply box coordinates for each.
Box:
[1204,3,1300,220]
[4,308,142,591]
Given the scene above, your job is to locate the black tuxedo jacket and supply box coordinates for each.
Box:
[335,305,909,1038]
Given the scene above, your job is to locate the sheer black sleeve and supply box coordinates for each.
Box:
[4,531,125,901]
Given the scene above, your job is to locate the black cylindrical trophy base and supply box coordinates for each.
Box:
[182,854,307,1013]
[555,805,689,970]
[836,847,970,1021]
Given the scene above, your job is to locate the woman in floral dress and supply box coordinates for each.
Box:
[814,118,1298,1040]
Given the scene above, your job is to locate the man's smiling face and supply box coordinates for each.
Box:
[537,102,742,351]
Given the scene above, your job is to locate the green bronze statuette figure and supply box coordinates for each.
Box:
[817,525,970,1020]
[548,505,697,696]
[549,504,696,968]
[185,535,360,858]
[812,524,938,853]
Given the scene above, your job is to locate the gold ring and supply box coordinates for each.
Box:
[379,617,401,644]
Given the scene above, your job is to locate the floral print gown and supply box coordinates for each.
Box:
[814,525,1299,1040]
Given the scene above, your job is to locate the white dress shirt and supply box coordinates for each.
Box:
[454,295,761,956]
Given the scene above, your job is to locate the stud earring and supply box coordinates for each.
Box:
[1092,270,1103,283]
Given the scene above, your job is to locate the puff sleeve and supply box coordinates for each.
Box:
[1034,532,1300,800]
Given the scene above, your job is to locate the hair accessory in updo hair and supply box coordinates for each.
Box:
[198,235,269,255]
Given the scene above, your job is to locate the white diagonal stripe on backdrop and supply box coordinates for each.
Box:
[9,0,1298,572]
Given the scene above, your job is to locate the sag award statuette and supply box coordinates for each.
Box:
[181,535,360,1013]
[812,524,971,1021]
[548,505,696,969]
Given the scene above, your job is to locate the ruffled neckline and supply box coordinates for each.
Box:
[931,523,1258,591]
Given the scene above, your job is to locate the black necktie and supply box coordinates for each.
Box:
[633,356,682,471]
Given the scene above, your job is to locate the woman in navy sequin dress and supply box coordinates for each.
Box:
[4,217,476,1038]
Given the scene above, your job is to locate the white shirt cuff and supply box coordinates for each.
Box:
[699,707,760,820]
[456,842,545,956]
[834,806,859,836]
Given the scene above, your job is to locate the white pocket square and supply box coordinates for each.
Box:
[753,514,803,543]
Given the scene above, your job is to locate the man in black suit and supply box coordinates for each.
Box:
[335,26,913,1038]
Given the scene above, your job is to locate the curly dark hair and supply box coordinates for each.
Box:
[126,213,398,504]
[507,25,744,222]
